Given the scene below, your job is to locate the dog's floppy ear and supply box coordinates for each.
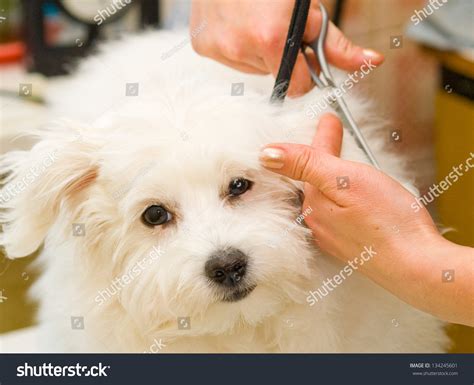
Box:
[0,126,99,258]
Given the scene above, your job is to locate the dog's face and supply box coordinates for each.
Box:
[1,98,316,338]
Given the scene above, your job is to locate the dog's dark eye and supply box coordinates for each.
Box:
[228,178,252,197]
[142,205,172,226]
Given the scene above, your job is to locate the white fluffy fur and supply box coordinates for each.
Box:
[0,31,448,352]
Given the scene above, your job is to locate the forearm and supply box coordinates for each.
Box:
[364,233,474,326]
[424,239,474,326]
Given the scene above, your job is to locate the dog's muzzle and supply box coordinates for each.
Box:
[205,248,255,302]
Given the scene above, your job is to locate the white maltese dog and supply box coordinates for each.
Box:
[0,31,447,352]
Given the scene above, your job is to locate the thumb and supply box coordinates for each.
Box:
[311,113,343,155]
[324,21,384,71]
[303,8,384,71]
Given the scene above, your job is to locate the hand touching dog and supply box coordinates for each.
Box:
[260,114,474,327]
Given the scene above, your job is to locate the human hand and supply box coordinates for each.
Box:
[259,114,474,326]
[190,0,384,96]
[259,113,440,269]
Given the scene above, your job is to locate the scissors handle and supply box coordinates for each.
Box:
[303,3,333,88]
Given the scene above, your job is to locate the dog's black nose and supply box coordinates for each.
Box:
[205,248,248,287]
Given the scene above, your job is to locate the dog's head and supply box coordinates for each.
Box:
[0,95,318,341]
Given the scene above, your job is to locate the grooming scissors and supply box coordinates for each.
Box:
[302,3,381,169]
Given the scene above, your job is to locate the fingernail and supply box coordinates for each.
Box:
[259,147,285,169]
[362,48,383,62]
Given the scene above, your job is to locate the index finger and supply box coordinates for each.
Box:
[259,115,348,200]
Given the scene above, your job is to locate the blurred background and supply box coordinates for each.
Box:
[0,0,472,352]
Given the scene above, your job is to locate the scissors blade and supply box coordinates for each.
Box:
[303,3,381,169]
[328,90,381,169]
